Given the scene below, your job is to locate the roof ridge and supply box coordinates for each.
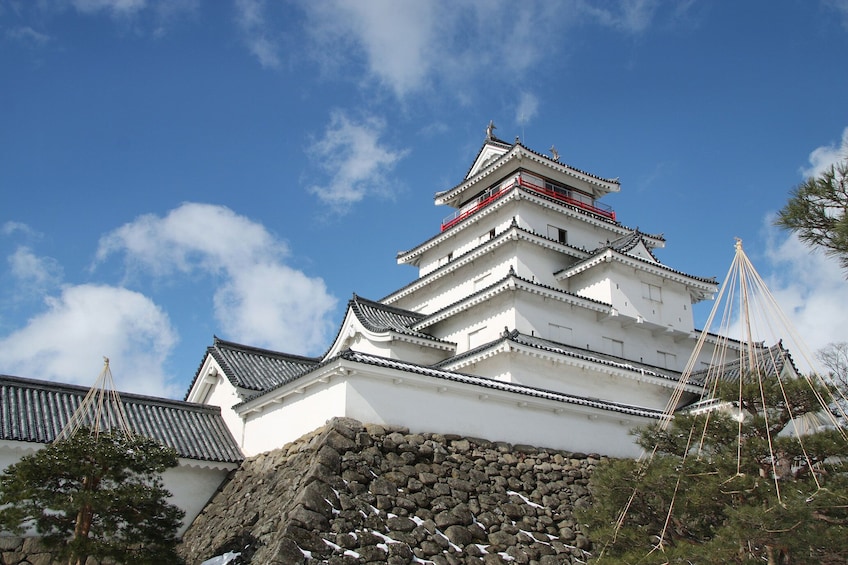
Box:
[212,335,320,363]
[0,374,220,413]
[350,294,425,320]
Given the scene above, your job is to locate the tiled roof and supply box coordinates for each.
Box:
[413,269,610,331]
[689,342,797,387]
[350,294,427,336]
[0,375,242,463]
[436,329,685,387]
[441,137,620,200]
[198,337,320,394]
[608,229,661,261]
[339,350,664,419]
[555,243,717,286]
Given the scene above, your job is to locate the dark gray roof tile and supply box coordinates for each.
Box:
[196,337,320,394]
[0,375,242,463]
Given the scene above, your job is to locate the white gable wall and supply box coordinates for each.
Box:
[186,358,247,449]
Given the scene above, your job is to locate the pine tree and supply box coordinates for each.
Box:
[776,157,848,273]
[580,375,848,564]
[0,430,185,565]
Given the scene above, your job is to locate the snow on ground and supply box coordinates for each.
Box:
[200,552,240,565]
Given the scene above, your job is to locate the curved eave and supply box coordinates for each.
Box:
[439,334,701,395]
[388,225,590,306]
[396,185,635,268]
[323,306,454,361]
[237,351,664,419]
[413,274,610,331]
[436,144,620,208]
[555,249,718,299]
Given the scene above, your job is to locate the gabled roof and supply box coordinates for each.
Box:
[437,137,621,207]
[349,294,427,335]
[322,295,454,360]
[188,337,320,396]
[608,229,661,261]
[0,375,242,463]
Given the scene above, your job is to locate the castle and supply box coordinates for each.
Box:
[0,128,739,535]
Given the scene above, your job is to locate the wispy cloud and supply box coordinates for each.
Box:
[516,92,539,126]
[234,0,280,69]
[96,202,337,353]
[306,111,408,211]
[5,26,51,45]
[8,246,63,292]
[824,0,848,30]
[301,1,668,100]
[2,221,38,237]
[71,0,148,18]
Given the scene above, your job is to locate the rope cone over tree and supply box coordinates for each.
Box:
[0,358,185,565]
[580,240,848,564]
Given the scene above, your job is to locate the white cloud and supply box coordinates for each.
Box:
[71,0,147,17]
[306,112,408,210]
[234,0,280,69]
[762,227,848,362]
[801,126,848,178]
[303,2,564,99]
[0,284,179,397]
[746,129,848,369]
[96,202,337,353]
[824,0,848,30]
[2,221,38,237]
[306,0,437,97]
[301,1,667,99]
[8,246,62,291]
[5,26,51,45]
[516,92,539,126]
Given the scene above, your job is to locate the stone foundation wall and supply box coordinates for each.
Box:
[0,537,110,565]
[179,418,605,565]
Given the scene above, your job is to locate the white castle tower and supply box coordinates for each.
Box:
[186,127,731,457]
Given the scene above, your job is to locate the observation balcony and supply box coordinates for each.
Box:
[441,174,616,231]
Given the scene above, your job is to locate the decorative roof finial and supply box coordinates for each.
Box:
[486,120,496,141]
[549,145,559,161]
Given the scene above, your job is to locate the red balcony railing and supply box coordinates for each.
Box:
[441,176,615,231]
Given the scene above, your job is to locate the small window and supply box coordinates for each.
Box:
[547,225,567,244]
[642,282,662,302]
[468,326,488,349]
[548,323,573,344]
[438,252,453,267]
[473,273,491,291]
[657,351,677,369]
[603,337,624,357]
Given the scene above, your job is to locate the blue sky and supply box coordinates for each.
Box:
[1,0,847,398]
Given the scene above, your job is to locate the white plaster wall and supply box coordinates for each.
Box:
[163,461,234,536]
[240,380,347,456]
[514,201,618,255]
[343,374,649,458]
[429,291,516,355]
[402,247,514,315]
[472,350,677,412]
[202,376,246,449]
